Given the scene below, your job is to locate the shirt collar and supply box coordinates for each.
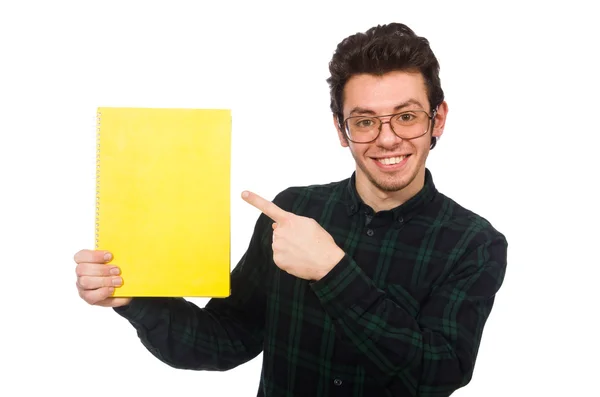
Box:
[345,168,438,223]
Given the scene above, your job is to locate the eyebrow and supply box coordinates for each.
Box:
[348,99,425,116]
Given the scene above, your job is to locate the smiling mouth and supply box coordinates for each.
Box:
[375,155,411,165]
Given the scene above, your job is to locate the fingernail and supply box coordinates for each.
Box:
[112,277,123,286]
[241,191,249,198]
[108,287,115,294]
[104,252,112,261]
[110,267,120,275]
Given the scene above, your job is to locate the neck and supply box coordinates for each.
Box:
[355,167,426,212]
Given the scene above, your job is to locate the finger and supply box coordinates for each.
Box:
[241,191,290,223]
[77,275,122,290]
[79,286,115,305]
[272,223,278,230]
[74,249,113,264]
[75,262,120,278]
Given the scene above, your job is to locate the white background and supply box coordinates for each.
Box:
[1,0,598,396]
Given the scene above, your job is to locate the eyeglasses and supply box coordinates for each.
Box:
[342,109,437,143]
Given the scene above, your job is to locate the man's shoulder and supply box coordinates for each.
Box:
[433,191,507,246]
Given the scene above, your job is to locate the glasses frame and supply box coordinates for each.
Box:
[342,108,438,144]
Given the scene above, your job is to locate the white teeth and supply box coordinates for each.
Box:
[378,156,406,165]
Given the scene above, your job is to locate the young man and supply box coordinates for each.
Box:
[74,22,507,396]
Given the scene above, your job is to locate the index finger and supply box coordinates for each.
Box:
[74,249,113,264]
[241,191,290,223]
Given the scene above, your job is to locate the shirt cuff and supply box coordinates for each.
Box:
[112,297,168,324]
[310,253,381,318]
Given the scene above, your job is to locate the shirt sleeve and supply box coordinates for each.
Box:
[113,212,272,371]
[310,231,508,395]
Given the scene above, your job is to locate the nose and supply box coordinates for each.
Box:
[376,121,402,147]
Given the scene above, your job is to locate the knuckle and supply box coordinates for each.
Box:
[78,289,91,303]
[73,249,88,263]
[78,276,91,289]
[75,265,85,277]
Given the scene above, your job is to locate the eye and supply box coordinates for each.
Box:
[397,113,416,122]
[354,118,375,128]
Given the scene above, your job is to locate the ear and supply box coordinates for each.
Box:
[432,101,448,139]
[333,114,349,147]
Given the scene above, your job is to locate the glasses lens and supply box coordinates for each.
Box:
[390,111,430,139]
[345,117,380,142]
[345,111,431,142]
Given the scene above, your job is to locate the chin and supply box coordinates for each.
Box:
[360,163,417,193]
[369,175,413,192]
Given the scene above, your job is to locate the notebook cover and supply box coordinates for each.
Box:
[95,107,231,297]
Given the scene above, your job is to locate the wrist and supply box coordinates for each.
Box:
[316,246,345,281]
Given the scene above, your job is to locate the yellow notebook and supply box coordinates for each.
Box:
[95,107,231,297]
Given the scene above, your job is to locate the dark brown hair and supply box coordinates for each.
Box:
[327,23,444,149]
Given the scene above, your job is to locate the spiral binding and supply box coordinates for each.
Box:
[95,110,101,249]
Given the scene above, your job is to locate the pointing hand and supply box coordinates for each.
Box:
[241,191,345,281]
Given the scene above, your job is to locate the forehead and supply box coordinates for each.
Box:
[342,71,428,114]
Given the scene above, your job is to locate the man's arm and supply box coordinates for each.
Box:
[113,213,272,371]
[311,231,507,395]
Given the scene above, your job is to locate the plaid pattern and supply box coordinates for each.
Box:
[115,168,507,396]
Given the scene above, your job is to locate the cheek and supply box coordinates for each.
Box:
[411,137,431,154]
[350,143,370,158]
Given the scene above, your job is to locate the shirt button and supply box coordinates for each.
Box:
[366,229,374,236]
[333,379,343,386]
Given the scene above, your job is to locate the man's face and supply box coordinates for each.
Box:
[335,70,447,195]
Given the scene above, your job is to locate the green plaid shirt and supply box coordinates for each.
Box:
[115,168,507,396]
